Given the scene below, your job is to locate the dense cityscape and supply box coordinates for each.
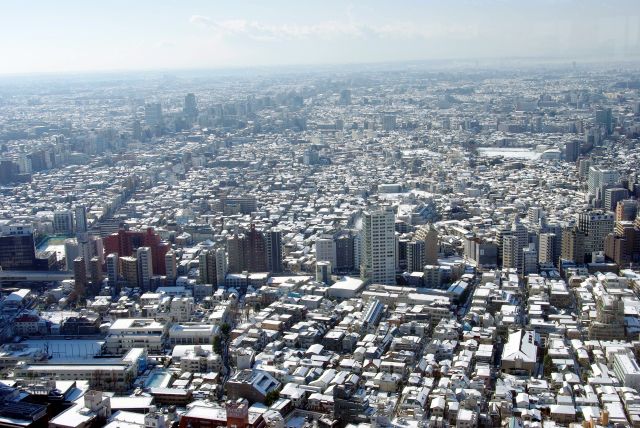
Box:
[0,59,639,428]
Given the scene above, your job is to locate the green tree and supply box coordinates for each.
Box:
[543,354,553,377]
[264,389,280,406]
[220,323,231,336]
[213,336,222,354]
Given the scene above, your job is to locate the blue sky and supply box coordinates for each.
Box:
[0,0,638,74]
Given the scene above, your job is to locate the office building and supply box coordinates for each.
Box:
[0,226,36,270]
[595,107,613,134]
[587,166,619,199]
[382,114,397,131]
[335,231,355,273]
[604,188,629,212]
[221,196,257,215]
[361,207,396,285]
[563,140,580,162]
[315,235,336,268]
[339,89,352,105]
[578,210,614,255]
[144,102,163,127]
[183,93,198,119]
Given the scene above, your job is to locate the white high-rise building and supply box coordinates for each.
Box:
[361,207,397,285]
[315,235,337,268]
[528,206,545,226]
[215,247,227,286]
[137,247,153,291]
[587,166,619,199]
[64,238,79,271]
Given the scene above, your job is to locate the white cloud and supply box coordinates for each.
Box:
[188,15,474,42]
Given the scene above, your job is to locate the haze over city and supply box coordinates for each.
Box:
[1,0,639,75]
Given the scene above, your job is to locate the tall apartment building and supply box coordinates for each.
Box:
[335,231,355,273]
[361,207,397,285]
[561,226,586,265]
[501,218,528,270]
[199,248,222,286]
[165,250,177,285]
[413,224,439,266]
[120,256,139,288]
[605,221,640,267]
[589,292,625,340]
[106,253,119,288]
[538,233,557,265]
[528,206,545,226]
[604,188,629,212]
[103,228,169,275]
[53,210,74,235]
[226,225,267,273]
[616,199,638,221]
[136,247,153,291]
[502,235,519,270]
[75,205,88,234]
[73,257,87,299]
[406,240,426,272]
[265,229,283,274]
[521,244,538,276]
[90,256,102,286]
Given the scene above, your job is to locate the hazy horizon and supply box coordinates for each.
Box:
[1,0,639,76]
